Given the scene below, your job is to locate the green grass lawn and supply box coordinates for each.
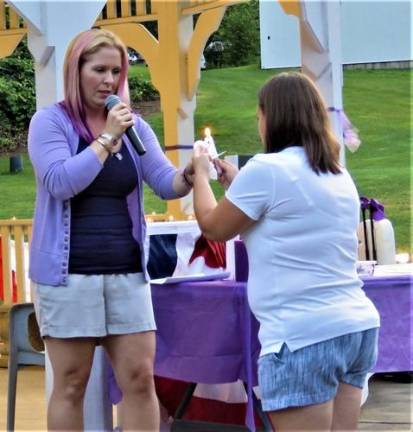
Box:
[0,66,411,251]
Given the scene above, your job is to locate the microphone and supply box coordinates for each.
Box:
[105,95,146,156]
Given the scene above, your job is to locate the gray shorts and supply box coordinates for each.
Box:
[32,273,156,338]
[258,328,379,412]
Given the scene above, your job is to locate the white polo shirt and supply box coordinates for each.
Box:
[226,147,380,357]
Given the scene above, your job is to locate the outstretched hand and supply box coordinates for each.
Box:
[213,159,239,190]
[192,143,212,178]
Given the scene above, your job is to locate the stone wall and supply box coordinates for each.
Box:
[344,61,412,70]
[132,99,161,118]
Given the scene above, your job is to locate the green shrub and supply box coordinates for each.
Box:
[0,52,35,153]
[129,76,159,102]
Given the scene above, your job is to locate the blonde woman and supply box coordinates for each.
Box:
[28,29,193,430]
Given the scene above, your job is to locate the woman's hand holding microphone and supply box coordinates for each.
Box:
[97,102,134,157]
[104,102,134,139]
[92,102,134,161]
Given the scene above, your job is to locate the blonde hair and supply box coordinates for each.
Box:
[62,28,129,141]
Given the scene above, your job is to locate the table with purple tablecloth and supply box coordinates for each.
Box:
[151,273,412,380]
[107,271,412,431]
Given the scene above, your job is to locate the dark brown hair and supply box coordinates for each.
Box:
[258,72,341,174]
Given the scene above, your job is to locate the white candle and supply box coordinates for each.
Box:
[204,127,218,158]
[204,127,222,177]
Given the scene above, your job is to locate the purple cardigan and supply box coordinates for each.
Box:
[28,103,181,286]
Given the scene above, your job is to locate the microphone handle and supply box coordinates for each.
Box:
[125,126,146,156]
[104,95,146,156]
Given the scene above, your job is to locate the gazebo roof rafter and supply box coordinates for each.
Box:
[0,0,245,57]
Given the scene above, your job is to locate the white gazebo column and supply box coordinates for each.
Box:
[9,1,106,109]
[299,1,345,164]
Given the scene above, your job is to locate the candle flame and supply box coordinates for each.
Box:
[204,127,211,138]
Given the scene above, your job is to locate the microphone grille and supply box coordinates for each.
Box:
[105,94,121,110]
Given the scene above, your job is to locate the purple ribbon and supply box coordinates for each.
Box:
[360,196,386,221]
[328,107,361,150]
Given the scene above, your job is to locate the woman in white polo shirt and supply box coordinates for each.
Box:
[191,72,379,431]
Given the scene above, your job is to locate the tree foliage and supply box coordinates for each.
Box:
[0,37,35,152]
[205,0,260,68]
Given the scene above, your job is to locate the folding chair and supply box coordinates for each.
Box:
[7,302,45,432]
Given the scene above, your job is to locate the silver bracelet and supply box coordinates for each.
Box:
[96,137,112,155]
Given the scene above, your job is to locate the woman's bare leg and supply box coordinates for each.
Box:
[268,400,334,432]
[45,337,96,431]
[332,382,362,431]
[102,331,159,431]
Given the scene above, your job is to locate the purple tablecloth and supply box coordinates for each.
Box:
[152,280,260,430]
[153,280,260,384]
[361,274,412,372]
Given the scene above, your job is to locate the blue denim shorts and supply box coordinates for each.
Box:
[257,328,379,412]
